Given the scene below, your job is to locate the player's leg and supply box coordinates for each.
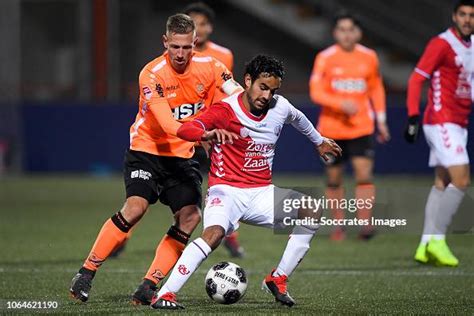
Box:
[249,186,319,307]
[418,124,469,266]
[151,184,241,309]
[351,155,376,239]
[70,150,158,302]
[426,164,469,267]
[133,159,203,305]
[325,152,346,241]
[414,167,449,263]
[151,225,225,309]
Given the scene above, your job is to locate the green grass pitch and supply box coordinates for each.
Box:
[0,175,472,315]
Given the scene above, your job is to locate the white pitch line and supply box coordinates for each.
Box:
[0,267,472,277]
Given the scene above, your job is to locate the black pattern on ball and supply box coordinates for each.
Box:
[235,267,247,283]
[205,278,217,297]
[212,262,229,271]
[223,289,241,304]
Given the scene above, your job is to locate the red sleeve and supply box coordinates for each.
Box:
[176,102,233,142]
[194,102,233,129]
[177,121,205,142]
[406,37,447,117]
[415,37,447,76]
[406,72,426,116]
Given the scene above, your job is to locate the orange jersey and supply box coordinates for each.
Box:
[129,51,242,158]
[309,44,386,140]
[199,41,234,72]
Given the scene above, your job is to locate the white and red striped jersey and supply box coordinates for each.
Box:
[407,28,473,127]
[185,92,323,188]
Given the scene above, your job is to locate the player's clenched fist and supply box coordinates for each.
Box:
[317,138,342,162]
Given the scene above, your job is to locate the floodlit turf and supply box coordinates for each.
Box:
[0,175,472,315]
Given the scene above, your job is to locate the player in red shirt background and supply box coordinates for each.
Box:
[405,0,473,267]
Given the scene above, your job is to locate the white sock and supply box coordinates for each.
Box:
[434,183,465,236]
[274,226,316,277]
[157,238,211,297]
[420,186,444,245]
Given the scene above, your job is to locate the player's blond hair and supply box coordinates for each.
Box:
[166,13,196,37]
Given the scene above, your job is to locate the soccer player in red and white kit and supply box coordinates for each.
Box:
[405,0,473,267]
[149,55,341,309]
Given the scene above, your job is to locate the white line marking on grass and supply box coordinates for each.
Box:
[0,267,472,277]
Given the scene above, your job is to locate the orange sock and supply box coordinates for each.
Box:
[144,226,190,284]
[83,213,132,271]
[356,183,376,231]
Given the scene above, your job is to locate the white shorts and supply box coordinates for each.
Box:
[203,184,296,235]
[423,123,469,168]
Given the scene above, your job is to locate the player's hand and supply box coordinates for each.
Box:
[317,138,342,162]
[202,129,239,144]
[376,122,391,144]
[404,115,420,143]
[341,100,358,115]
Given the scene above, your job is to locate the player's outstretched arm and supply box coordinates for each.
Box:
[177,121,238,144]
[202,129,239,144]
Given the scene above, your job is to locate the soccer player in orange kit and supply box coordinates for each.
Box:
[69,13,241,305]
[309,13,390,241]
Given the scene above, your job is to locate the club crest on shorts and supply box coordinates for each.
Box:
[210,197,223,207]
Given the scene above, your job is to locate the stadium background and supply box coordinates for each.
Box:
[0,0,472,314]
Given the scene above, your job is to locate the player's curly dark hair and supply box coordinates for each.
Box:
[183,2,216,24]
[166,13,195,35]
[244,55,285,82]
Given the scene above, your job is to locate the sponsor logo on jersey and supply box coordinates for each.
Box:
[172,102,205,120]
[331,78,367,93]
[165,84,179,91]
[155,84,164,98]
[221,71,232,82]
[131,169,152,180]
[143,86,153,100]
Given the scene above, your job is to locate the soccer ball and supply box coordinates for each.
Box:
[205,262,248,304]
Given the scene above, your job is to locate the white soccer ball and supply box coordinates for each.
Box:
[205,261,248,304]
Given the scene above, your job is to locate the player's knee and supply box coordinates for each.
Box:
[121,197,148,224]
[451,176,471,190]
[202,226,225,250]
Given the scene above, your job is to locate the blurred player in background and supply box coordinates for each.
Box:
[184,2,233,71]
[309,13,390,241]
[405,0,473,267]
[69,13,242,304]
[183,2,245,258]
[149,54,341,309]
